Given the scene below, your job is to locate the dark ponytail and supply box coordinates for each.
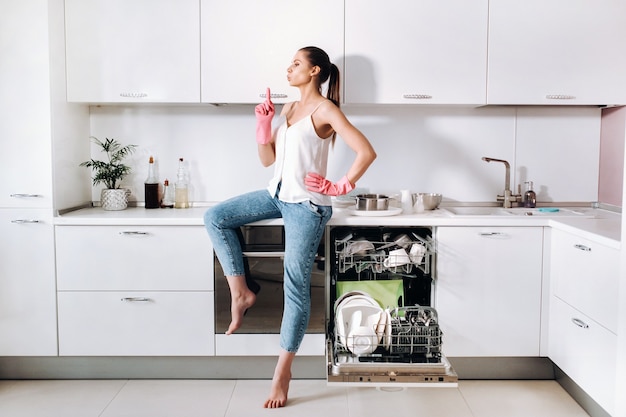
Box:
[300,46,341,143]
[300,46,341,108]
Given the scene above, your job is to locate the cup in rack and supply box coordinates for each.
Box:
[409,243,426,264]
[383,248,411,268]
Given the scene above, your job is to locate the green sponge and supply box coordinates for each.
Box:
[538,207,559,212]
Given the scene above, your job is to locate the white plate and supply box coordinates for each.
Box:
[383,310,392,350]
[349,207,403,217]
[336,303,382,348]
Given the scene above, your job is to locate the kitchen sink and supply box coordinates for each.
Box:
[443,207,512,216]
[443,207,595,218]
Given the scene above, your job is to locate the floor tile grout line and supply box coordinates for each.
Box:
[456,383,479,417]
[97,379,130,417]
[223,379,239,417]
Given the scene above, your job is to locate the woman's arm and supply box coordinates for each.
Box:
[258,141,276,167]
[321,104,377,185]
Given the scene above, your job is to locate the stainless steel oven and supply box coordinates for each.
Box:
[214,225,325,336]
[326,226,458,386]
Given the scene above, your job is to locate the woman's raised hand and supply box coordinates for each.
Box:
[255,87,275,145]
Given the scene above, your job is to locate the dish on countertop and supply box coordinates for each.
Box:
[348,207,403,217]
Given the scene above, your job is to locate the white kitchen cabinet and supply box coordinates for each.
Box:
[488,0,626,105]
[58,291,214,356]
[65,0,200,103]
[344,0,488,105]
[0,209,57,356]
[548,228,618,415]
[56,225,215,356]
[435,226,544,356]
[0,0,53,208]
[549,297,616,416]
[56,225,214,291]
[550,229,619,333]
[200,0,343,104]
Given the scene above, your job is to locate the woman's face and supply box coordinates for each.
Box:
[286,50,316,86]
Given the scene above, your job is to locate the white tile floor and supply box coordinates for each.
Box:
[0,379,590,417]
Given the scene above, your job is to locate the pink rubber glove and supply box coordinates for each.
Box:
[305,173,354,196]
[255,87,275,145]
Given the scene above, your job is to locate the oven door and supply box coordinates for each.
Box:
[214,225,326,356]
[326,226,458,387]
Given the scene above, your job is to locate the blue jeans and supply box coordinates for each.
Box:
[204,189,332,353]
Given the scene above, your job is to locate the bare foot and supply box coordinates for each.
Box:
[263,371,291,408]
[225,289,256,335]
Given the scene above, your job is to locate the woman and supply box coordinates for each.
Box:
[204,46,376,408]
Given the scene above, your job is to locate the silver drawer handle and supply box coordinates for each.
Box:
[573,244,591,252]
[260,93,288,99]
[121,297,152,302]
[11,219,41,224]
[120,92,148,98]
[479,232,506,237]
[571,318,589,329]
[119,231,150,236]
[546,94,576,100]
[10,193,43,198]
[403,94,433,99]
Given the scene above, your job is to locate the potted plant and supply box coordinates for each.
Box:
[80,137,137,210]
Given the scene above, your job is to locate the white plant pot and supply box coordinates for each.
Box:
[101,188,128,211]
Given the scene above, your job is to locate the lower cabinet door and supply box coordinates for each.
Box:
[58,291,214,356]
[549,296,616,415]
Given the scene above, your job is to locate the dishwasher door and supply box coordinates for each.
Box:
[326,226,458,387]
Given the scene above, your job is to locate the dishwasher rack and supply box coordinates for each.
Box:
[334,306,442,362]
[334,233,434,275]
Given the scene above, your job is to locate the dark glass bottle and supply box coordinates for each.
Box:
[523,181,537,208]
[144,156,160,209]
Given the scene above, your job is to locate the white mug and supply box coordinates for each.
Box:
[384,248,411,268]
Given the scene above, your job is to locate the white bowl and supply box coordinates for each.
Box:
[347,325,378,355]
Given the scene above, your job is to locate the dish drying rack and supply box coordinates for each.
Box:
[334,234,434,275]
[334,306,442,361]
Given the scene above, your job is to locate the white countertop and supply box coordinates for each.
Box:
[55,204,621,249]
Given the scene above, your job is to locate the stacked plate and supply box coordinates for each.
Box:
[334,291,392,355]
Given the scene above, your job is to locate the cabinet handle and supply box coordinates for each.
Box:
[121,297,153,302]
[120,92,148,98]
[260,93,288,99]
[478,232,507,237]
[571,318,589,329]
[10,193,43,198]
[403,94,433,99]
[545,94,576,100]
[10,219,41,224]
[119,231,150,236]
[573,244,591,252]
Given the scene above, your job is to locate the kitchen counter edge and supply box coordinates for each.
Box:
[54,206,621,248]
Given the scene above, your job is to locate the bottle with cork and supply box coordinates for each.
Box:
[174,157,190,208]
[161,179,174,208]
[144,156,160,209]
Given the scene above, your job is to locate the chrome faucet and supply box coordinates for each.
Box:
[482,157,522,208]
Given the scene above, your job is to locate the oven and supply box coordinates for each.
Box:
[214,225,326,355]
[326,226,458,386]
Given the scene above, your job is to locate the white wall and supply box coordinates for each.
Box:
[86,105,601,206]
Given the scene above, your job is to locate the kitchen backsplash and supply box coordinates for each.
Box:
[88,105,602,205]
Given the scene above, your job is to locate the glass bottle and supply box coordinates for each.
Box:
[144,156,160,209]
[174,157,190,208]
[523,181,537,208]
[161,179,174,208]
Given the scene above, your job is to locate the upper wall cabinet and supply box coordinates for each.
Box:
[488,0,626,105]
[344,0,488,105]
[200,0,343,104]
[65,0,200,103]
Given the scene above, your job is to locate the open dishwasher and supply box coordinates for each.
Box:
[326,226,457,387]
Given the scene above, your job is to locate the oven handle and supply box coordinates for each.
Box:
[242,251,324,262]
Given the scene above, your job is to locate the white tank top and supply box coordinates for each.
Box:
[267,102,332,206]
